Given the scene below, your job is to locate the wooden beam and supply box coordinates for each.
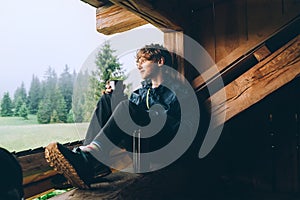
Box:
[208,35,300,128]
[17,150,60,199]
[96,4,148,35]
[193,15,300,94]
[81,0,110,8]
[109,0,182,31]
[17,151,52,179]
[253,45,271,62]
[164,31,185,78]
[17,142,82,199]
[23,175,67,199]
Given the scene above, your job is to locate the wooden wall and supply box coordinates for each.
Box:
[211,77,300,193]
[170,0,300,193]
[171,0,300,81]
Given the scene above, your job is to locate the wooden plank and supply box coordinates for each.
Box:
[23,175,68,199]
[215,0,247,62]
[164,31,185,78]
[253,45,271,61]
[96,4,148,35]
[192,15,300,94]
[247,0,283,42]
[189,5,215,61]
[283,0,300,18]
[23,170,57,185]
[16,142,82,198]
[17,151,51,178]
[81,0,110,8]
[17,142,82,178]
[172,4,216,83]
[208,35,300,128]
[109,0,182,31]
[197,1,299,80]
[246,0,300,49]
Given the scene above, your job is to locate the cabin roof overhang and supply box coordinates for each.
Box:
[81,0,110,8]
[81,0,151,35]
[80,0,212,35]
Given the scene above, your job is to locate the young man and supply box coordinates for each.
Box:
[45,44,188,189]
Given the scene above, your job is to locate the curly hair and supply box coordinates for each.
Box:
[136,44,173,68]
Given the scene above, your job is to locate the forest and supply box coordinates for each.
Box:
[0,42,126,124]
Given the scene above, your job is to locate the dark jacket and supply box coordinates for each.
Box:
[129,79,180,117]
[129,79,182,151]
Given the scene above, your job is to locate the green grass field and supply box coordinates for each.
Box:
[0,115,89,152]
[0,115,38,125]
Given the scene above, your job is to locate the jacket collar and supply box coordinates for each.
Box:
[141,79,152,89]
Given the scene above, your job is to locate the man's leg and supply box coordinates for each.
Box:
[84,92,128,145]
[88,100,150,167]
[45,100,150,188]
[84,94,112,145]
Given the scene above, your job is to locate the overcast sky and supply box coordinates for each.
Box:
[0,0,163,98]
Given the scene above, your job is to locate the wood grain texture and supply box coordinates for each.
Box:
[164,31,185,77]
[109,0,182,31]
[208,35,300,128]
[215,0,247,62]
[189,5,216,61]
[192,14,300,92]
[81,0,110,8]
[192,0,299,87]
[17,151,51,178]
[247,0,283,41]
[96,4,148,35]
[253,45,271,61]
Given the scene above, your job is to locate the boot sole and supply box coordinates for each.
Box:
[45,142,90,189]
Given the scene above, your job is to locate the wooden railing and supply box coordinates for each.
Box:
[15,141,82,199]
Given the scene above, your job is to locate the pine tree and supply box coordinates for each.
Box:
[91,41,125,102]
[72,70,89,122]
[43,67,58,108]
[1,92,14,117]
[67,109,75,123]
[83,41,125,121]
[36,67,57,124]
[53,90,68,123]
[13,82,27,106]
[45,67,57,110]
[28,75,42,114]
[13,82,28,116]
[14,97,23,116]
[37,98,52,124]
[19,103,29,120]
[51,110,58,123]
[58,65,74,113]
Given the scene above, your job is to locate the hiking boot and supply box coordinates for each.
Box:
[45,142,111,189]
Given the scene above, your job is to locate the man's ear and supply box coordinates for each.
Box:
[157,57,165,67]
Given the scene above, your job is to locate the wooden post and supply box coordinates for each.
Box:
[164,31,185,78]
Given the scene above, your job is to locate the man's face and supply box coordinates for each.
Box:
[136,57,160,80]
